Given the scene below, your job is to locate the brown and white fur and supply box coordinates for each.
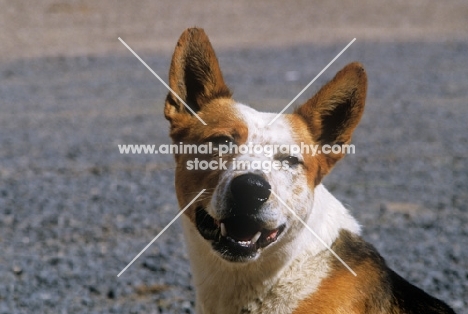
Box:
[164,28,455,314]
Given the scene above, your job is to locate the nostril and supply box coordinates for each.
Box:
[230,174,271,211]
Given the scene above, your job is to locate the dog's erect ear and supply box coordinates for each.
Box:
[165,28,232,122]
[295,62,367,171]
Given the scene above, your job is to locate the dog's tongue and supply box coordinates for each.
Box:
[265,229,279,241]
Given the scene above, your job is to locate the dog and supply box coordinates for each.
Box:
[164,28,455,314]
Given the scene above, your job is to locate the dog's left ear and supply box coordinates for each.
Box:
[165,28,232,124]
[295,62,367,173]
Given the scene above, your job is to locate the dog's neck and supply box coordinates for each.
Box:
[182,184,360,314]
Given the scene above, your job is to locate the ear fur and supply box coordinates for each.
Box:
[295,62,367,172]
[164,28,231,123]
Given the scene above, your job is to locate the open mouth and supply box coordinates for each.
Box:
[195,207,285,262]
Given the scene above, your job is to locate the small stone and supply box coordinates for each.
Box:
[12,265,22,275]
[107,289,115,299]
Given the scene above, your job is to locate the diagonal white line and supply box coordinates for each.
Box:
[268,38,356,126]
[118,37,207,126]
[269,189,357,276]
[117,189,206,277]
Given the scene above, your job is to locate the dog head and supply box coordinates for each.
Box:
[165,28,366,263]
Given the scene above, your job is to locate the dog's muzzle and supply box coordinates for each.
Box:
[228,173,271,215]
[195,173,285,262]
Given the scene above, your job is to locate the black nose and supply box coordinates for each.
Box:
[229,173,271,215]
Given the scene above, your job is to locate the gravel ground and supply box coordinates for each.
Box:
[1,1,467,313]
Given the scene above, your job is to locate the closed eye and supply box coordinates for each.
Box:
[280,155,302,167]
[285,156,300,166]
[207,136,234,155]
[209,136,233,147]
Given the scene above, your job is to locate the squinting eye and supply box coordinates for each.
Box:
[284,156,300,166]
[210,136,233,146]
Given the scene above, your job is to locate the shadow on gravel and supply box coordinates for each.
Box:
[0,40,467,313]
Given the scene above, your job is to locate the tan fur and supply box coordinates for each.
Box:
[172,98,248,222]
[163,28,454,314]
[293,265,382,314]
[165,27,366,313]
[294,62,367,176]
[293,232,393,314]
[165,28,231,133]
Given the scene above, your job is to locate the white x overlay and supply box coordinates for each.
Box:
[267,38,356,125]
[270,189,357,276]
[118,37,207,125]
[116,36,357,278]
[117,189,206,277]
[119,37,354,127]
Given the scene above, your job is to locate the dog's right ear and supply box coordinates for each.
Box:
[165,28,232,124]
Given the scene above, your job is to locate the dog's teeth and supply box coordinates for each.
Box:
[251,231,262,244]
[220,223,227,237]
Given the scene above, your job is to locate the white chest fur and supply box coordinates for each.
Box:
[182,185,360,314]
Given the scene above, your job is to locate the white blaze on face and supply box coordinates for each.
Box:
[235,104,361,243]
[210,103,312,227]
[235,103,295,154]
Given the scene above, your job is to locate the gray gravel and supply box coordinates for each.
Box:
[1,18,467,314]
